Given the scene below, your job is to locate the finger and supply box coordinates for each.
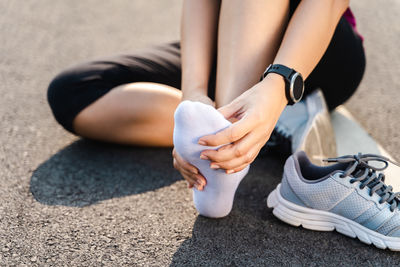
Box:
[200,143,235,163]
[217,100,239,120]
[182,173,197,185]
[183,174,200,190]
[198,115,254,147]
[212,154,252,172]
[187,171,207,187]
[194,173,207,187]
[189,174,205,191]
[180,170,202,189]
[227,163,249,174]
[174,151,199,174]
[181,161,199,175]
[180,168,207,188]
[201,130,262,163]
[212,142,262,171]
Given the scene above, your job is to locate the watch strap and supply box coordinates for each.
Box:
[265,64,295,80]
[261,64,296,105]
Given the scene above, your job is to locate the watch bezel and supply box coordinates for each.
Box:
[289,72,304,104]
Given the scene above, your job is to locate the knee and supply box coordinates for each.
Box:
[47,71,67,110]
[318,40,366,110]
[331,45,366,109]
[47,69,79,133]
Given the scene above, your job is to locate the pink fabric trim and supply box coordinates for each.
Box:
[343,8,363,41]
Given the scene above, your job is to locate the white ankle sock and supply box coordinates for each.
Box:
[173,100,250,218]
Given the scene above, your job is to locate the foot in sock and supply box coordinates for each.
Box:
[173,100,250,218]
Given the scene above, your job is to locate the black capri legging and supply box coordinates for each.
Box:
[47,3,365,134]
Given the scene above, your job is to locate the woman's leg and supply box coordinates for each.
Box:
[73,82,181,146]
[48,42,184,146]
[215,0,365,110]
[305,16,366,110]
[215,0,290,107]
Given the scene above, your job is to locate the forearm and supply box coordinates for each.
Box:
[181,0,221,96]
[273,0,349,79]
[197,0,350,172]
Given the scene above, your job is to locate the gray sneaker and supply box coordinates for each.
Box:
[265,89,336,165]
[268,151,400,251]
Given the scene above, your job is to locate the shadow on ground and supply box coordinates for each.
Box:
[170,155,400,266]
[30,139,181,206]
[30,140,400,264]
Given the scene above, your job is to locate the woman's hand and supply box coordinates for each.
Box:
[172,148,206,190]
[198,74,288,173]
[172,90,213,190]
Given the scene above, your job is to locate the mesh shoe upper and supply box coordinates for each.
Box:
[280,151,400,237]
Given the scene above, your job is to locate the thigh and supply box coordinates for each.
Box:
[47,41,182,133]
[304,16,366,110]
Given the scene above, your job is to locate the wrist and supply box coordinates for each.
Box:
[259,73,288,106]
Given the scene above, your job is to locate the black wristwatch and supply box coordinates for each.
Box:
[260,64,304,105]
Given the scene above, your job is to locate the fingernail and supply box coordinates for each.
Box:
[210,164,219,169]
[192,169,198,174]
[197,179,205,186]
[226,169,234,174]
[200,154,208,160]
[195,183,203,191]
[198,140,206,146]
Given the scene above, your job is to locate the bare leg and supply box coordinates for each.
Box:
[73,82,181,146]
[73,0,289,145]
[215,0,290,107]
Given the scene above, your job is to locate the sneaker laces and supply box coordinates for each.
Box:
[323,153,400,212]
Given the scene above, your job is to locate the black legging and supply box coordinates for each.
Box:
[47,5,365,134]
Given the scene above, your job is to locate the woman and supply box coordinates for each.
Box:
[47,0,365,191]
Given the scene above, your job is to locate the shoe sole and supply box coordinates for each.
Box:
[296,90,337,165]
[267,184,400,251]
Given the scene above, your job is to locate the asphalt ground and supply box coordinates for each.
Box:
[1,0,400,265]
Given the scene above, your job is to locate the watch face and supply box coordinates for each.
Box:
[290,73,304,102]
